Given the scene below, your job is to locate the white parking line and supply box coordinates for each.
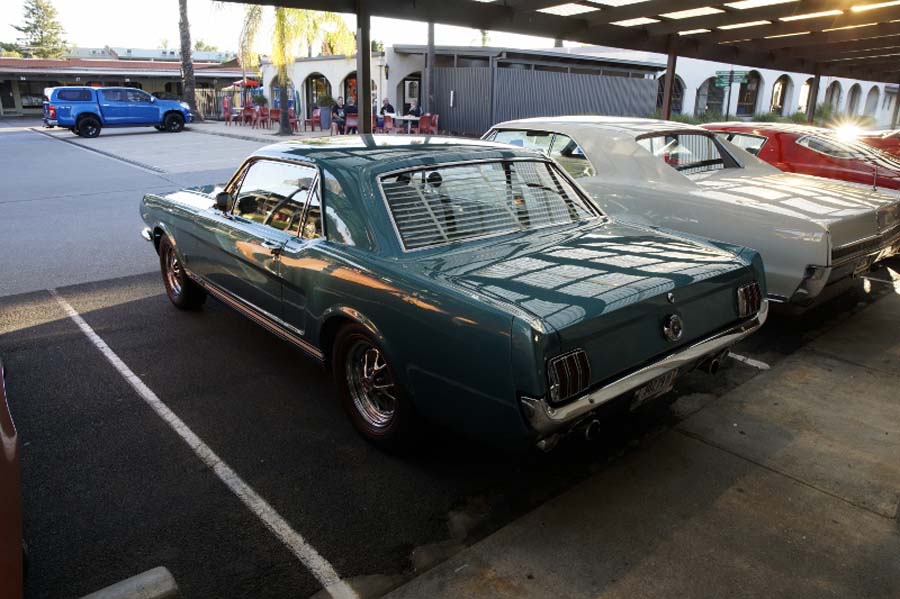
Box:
[49,289,358,599]
[728,352,771,371]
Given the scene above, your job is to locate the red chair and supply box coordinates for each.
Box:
[240,107,254,126]
[412,114,433,135]
[289,108,299,133]
[431,113,440,135]
[223,105,233,125]
[303,107,321,131]
[380,114,395,134]
[269,108,282,129]
[345,114,359,134]
[253,107,269,129]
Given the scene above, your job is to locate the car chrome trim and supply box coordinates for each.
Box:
[186,271,325,361]
[521,301,769,435]
[140,227,153,242]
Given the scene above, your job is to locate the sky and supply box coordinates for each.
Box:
[0,0,559,54]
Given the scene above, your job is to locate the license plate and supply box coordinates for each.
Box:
[631,369,678,410]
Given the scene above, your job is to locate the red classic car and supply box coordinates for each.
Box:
[702,123,900,192]
[0,359,23,599]
[858,129,900,158]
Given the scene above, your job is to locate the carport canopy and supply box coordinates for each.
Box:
[224,0,900,131]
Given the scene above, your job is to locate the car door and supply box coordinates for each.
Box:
[97,89,129,125]
[125,89,158,124]
[192,159,318,320]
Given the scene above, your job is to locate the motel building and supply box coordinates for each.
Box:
[0,46,243,117]
[260,43,899,136]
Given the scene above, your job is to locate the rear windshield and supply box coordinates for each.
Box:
[637,132,738,178]
[56,89,93,101]
[380,160,599,250]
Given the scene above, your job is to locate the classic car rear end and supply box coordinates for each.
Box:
[141,137,767,450]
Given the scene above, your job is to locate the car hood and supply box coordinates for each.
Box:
[411,221,753,331]
[694,171,900,248]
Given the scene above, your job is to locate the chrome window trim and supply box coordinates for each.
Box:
[375,157,605,254]
[635,129,744,170]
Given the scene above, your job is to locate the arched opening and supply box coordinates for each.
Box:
[847,83,863,115]
[396,71,422,114]
[736,70,762,117]
[769,75,793,116]
[798,77,815,115]
[864,86,880,117]
[695,77,725,117]
[302,72,332,118]
[269,76,296,110]
[824,80,843,112]
[656,74,685,115]
[339,72,377,109]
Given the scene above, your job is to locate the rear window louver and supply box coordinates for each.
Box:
[380,160,597,250]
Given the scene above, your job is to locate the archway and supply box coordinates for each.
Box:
[302,72,332,118]
[656,74,685,115]
[769,75,793,116]
[269,76,296,110]
[847,83,862,115]
[824,80,843,112]
[396,72,422,114]
[798,77,815,115]
[695,77,725,117]
[864,86,880,117]
[736,70,762,117]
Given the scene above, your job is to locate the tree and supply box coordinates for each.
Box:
[13,0,67,58]
[240,8,355,134]
[178,0,200,121]
[480,29,489,47]
[1,42,22,57]
[371,39,384,53]
[194,39,219,52]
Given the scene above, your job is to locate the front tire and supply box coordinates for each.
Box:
[164,113,185,133]
[77,116,101,138]
[159,237,206,310]
[333,324,415,449]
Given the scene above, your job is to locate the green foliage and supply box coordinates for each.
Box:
[194,39,219,52]
[316,93,336,108]
[0,41,22,57]
[252,94,268,106]
[371,39,384,53]
[13,0,68,58]
[752,112,781,122]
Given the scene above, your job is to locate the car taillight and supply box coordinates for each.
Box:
[737,281,762,318]
[548,349,591,405]
[48,105,56,118]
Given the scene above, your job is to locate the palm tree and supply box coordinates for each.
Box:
[241,7,355,135]
[178,0,199,120]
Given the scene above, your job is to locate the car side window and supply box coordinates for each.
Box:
[233,160,317,236]
[720,132,767,155]
[102,89,127,103]
[637,133,734,177]
[796,135,855,160]
[549,133,595,179]
[493,129,553,153]
[127,89,152,103]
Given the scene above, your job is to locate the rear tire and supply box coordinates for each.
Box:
[333,324,415,450]
[164,113,185,133]
[159,237,206,310]
[77,116,101,138]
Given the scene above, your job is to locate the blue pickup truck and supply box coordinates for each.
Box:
[43,86,192,138]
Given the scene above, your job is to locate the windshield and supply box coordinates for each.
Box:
[380,160,600,251]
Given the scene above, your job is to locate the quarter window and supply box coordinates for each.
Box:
[549,134,595,179]
[637,133,735,177]
[233,160,318,236]
[796,135,856,160]
[127,89,152,103]
[716,132,767,155]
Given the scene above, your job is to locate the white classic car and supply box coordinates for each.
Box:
[483,117,900,304]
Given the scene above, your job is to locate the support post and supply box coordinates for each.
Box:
[892,79,900,130]
[356,0,373,133]
[425,22,435,114]
[806,66,821,124]
[660,35,678,121]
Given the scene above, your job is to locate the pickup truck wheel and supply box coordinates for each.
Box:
[159,237,206,310]
[77,117,101,138]
[164,113,185,132]
[334,325,415,450]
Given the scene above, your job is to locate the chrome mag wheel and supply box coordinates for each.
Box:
[165,247,184,297]
[345,340,397,430]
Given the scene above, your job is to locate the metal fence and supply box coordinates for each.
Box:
[432,66,657,137]
[195,89,227,121]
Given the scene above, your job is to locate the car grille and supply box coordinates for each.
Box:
[736,281,762,318]
[548,349,591,405]
[832,223,900,263]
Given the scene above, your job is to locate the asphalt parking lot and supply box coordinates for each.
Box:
[1,119,899,599]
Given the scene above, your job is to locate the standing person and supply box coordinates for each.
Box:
[331,96,346,134]
[407,99,422,117]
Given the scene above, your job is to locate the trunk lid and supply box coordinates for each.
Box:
[413,221,757,384]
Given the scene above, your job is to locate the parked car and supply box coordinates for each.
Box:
[484,117,900,305]
[140,136,768,450]
[43,86,192,138]
[857,129,900,158]
[702,122,900,192]
[0,359,23,599]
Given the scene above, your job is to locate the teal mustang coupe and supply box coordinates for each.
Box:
[140,136,768,450]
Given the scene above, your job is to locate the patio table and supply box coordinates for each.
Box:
[391,114,420,134]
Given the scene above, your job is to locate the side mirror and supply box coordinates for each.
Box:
[215,191,232,212]
[151,96,157,103]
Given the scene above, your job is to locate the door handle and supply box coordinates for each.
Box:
[259,240,283,255]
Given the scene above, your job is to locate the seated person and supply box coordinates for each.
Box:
[406,99,422,117]
[331,96,346,134]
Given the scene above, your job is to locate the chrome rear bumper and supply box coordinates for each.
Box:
[521,301,769,436]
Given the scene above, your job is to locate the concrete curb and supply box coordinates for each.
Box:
[81,566,180,599]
